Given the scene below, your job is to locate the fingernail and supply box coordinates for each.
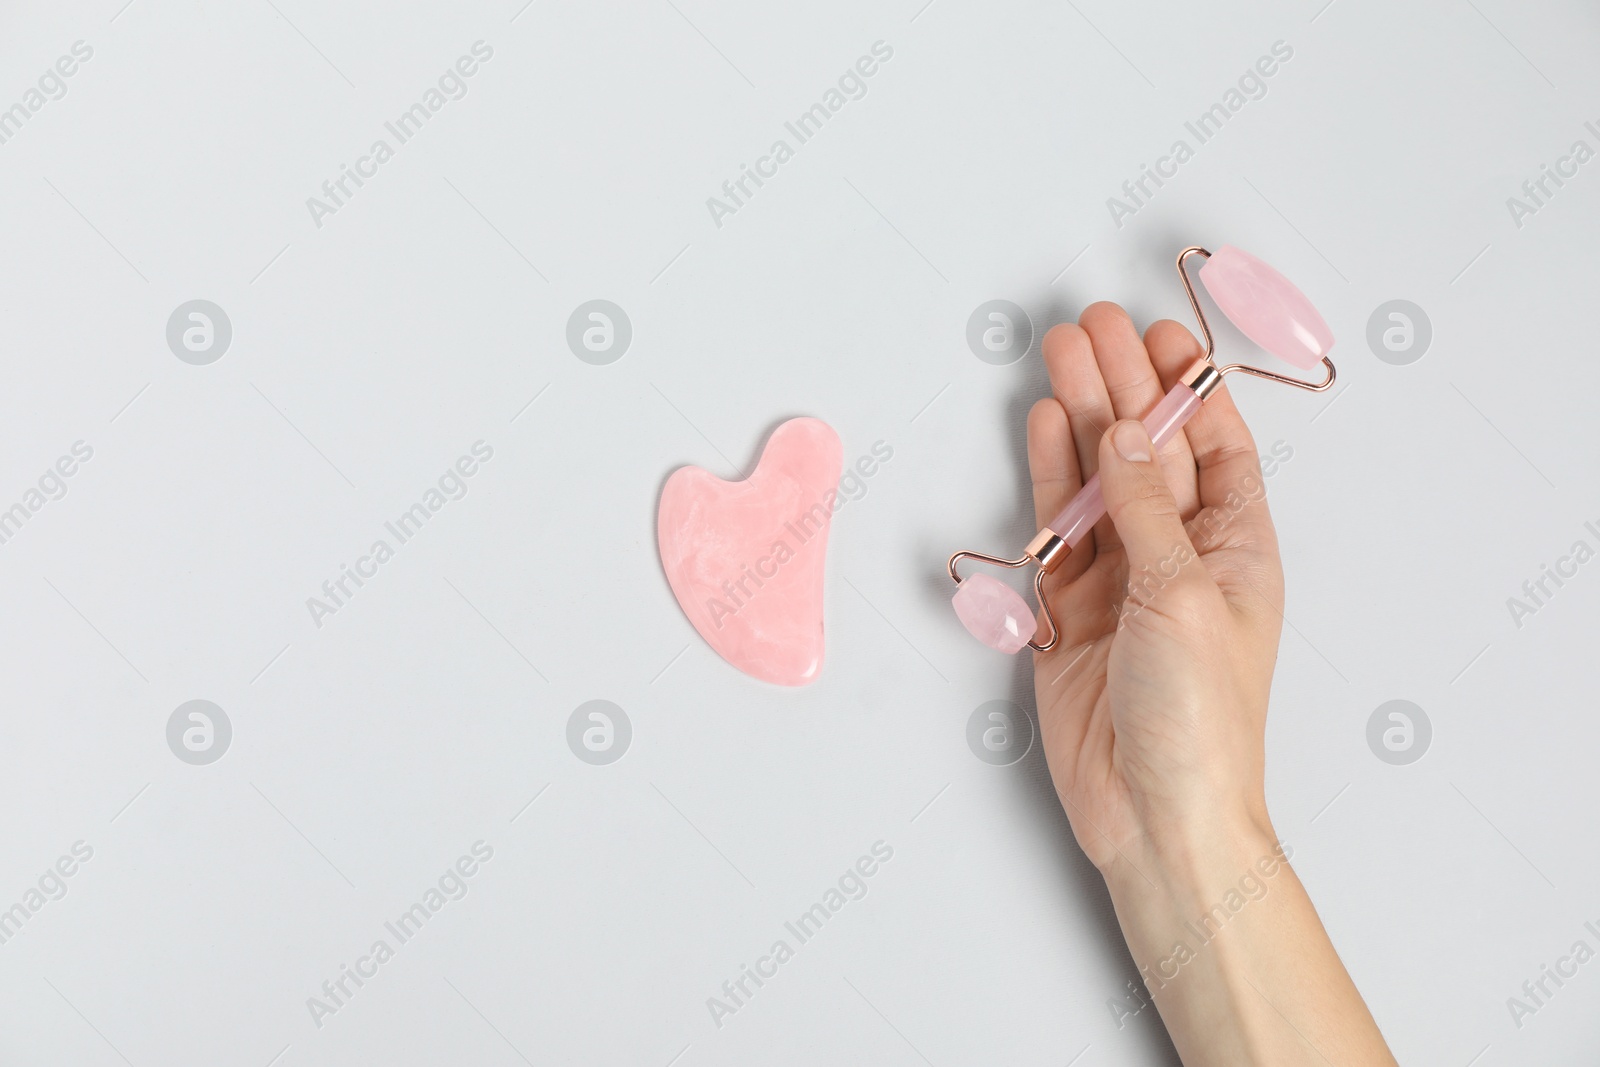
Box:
[1113,421,1152,463]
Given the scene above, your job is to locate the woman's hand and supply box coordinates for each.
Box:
[1029,303,1280,875]
[1026,302,1396,1066]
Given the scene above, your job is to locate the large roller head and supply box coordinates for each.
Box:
[1198,244,1334,370]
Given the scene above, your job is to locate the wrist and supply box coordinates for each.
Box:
[1104,800,1283,912]
[1099,808,1293,1008]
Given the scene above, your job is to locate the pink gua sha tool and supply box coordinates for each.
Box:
[949,245,1337,654]
[659,417,843,686]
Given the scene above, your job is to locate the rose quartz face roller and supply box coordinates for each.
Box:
[949,245,1337,654]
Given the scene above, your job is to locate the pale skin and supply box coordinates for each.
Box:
[1027,303,1397,1065]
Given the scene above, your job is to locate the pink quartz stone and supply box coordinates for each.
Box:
[952,573,1036,654]
[1199,244,1335,370]
[657,417,843,686]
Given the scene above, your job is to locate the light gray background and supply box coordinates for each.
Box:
[1,0,1596,1064]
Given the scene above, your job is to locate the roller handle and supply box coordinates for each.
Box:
[1046,382,1203,547]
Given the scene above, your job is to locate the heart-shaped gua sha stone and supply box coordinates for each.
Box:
[658,418,843,686]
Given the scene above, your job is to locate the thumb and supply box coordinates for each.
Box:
[1098,420,1197,574]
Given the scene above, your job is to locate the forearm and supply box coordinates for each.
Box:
[1102,813,1396,1067]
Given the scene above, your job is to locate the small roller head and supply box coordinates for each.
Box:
[952,573,1035,655]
